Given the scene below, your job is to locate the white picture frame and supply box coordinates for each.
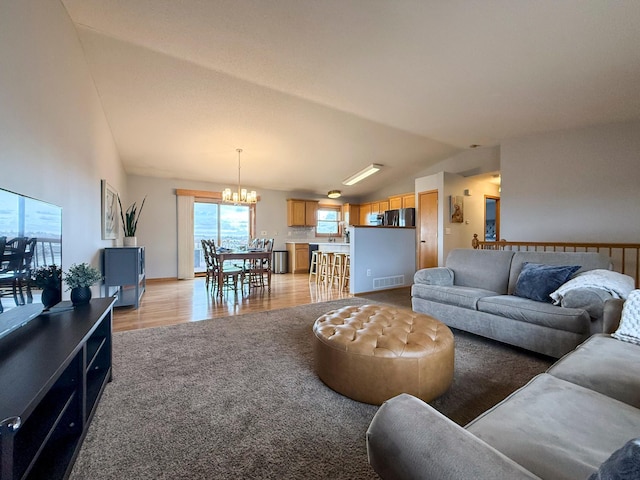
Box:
[101,179,119,240]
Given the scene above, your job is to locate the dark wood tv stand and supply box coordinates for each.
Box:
[0,297,115,480]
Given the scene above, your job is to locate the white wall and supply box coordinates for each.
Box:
[415,171,500,265]
[350,227,416,293]
[127,174,346,279]
[0,0,126,297]
[501,120,640,242]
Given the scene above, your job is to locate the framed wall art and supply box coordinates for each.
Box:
[101,179,119,239]
[450,195,464,223]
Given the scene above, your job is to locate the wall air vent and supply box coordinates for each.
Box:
[373,275,405,289]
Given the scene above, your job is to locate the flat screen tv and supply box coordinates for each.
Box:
[0,188,62,340]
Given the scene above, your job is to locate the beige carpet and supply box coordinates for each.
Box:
[70,297,552,479]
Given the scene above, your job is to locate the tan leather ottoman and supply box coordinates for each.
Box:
[312,304,454,405]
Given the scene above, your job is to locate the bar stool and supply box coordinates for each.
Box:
[340,253,350,291]
[309,250,321,283]
[318,252,332,285]
[329,252,346,288]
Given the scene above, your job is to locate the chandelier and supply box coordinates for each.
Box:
[222,148,257,204]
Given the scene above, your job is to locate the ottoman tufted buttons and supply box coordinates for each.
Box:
[312,305,454,405]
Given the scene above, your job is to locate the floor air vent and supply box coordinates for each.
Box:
[373,275,405,289]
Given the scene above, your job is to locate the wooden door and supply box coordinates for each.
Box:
[418,190,438,269]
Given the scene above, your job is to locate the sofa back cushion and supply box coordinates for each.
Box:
[508,252,611,295]
[445,249,515,294]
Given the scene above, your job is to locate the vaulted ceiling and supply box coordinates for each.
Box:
[61,0,640,198]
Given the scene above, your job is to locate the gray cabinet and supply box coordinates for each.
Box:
[103,247,145,308]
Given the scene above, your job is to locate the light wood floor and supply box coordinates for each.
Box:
[113,274,412,333]
[113,273,354,332]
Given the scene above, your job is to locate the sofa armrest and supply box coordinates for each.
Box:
[413,267,454,286]
[560,288,624,333]
[560,287,613,318]
[366,394,541,480]
[603,298,624,334]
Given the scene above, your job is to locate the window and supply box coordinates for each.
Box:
[194,201,253,272]
[316,205,341,237]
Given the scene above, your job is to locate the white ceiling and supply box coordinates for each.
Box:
[61,0,640,198]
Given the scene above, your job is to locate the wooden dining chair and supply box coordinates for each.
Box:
[210,241,243,296]
[201,239,217,291]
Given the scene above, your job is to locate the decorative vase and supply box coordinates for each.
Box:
[41,287,62,309]
[70,286,92,306]
[123,236,137,247]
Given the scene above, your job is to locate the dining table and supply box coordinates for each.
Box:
[215,249,272,297]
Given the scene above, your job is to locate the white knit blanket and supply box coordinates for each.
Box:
[550,269,635,305]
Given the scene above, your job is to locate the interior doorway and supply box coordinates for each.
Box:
[418,190,438,269]
[484,196,500,241]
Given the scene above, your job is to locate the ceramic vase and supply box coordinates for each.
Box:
[70,286,92,306]
[123,236,137,247]
[41,287,61,309]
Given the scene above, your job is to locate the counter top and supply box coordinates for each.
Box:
[309,242,347,246]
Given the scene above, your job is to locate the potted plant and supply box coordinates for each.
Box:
[64,262,102,306]
[118,194,146,246]
[32,264,62,309]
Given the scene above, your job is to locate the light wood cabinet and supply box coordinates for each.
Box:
[287,199,318,227]
[286,242,310,273]
[389,193,415,209]
[342,203,360,226]
[359,203,372,225]
[389,196,402,209]
[402,194,415,209]
[379,200,390,212]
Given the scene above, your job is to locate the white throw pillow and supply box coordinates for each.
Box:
[613,289,640,345]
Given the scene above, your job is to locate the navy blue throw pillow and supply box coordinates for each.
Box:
[514,263,581,303]
[588,438,640,480]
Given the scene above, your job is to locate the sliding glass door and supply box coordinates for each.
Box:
[194,202,251,272]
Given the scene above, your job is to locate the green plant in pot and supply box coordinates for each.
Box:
[32,264,62,309]
[64,263,102,306]
[118,194,146,247]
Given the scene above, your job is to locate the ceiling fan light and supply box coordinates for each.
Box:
[327,190,341,199]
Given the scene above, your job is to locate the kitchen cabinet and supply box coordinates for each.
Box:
[402,194,415,208]
[359,203,372,225]
[389,196,402,209]
[287,199,318,227]
[389,193,415,209]
[379,200,390,212]
[342,203,360,226]
[286,242,310,273]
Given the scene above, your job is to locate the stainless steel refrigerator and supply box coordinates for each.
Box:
[383,208,415,227]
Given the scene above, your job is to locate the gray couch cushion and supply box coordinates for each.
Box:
[507,251,612,294]
[411,284,499,310]
[466,373,640,480]
[477,295,590,334]
[548,334,640,408]
[445,249,515,294]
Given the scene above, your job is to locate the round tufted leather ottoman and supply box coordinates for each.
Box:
[312,304,454,405]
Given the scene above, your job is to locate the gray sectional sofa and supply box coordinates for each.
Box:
[366,333,640,480]
[411,249,624,358]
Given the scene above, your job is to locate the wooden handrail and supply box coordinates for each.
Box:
[471,234,640,287]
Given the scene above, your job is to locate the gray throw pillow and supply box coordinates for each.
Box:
[588,438,640,479]
[513,263,581,303]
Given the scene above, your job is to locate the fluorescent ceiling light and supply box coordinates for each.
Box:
[342,164,382,186]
